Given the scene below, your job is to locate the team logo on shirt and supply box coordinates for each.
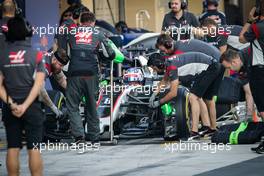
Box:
[9,50,26,64]
[75,32,93,44]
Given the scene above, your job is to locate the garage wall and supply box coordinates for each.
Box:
[125,0,225,33]
[125,0,156,31]
[94,0,119,25]
[58,0,225,32]
[241,0,255,23]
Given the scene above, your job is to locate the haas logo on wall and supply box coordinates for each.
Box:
[75,32,93,44]
[9,50,26,64]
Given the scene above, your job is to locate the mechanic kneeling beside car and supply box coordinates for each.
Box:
[147,51,225,139]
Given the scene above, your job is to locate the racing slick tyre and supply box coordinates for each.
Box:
[45,90,65,114]
[162,86,191,141]
[43,90,71,142]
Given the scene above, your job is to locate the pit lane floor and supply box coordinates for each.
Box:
[0,121,263,176]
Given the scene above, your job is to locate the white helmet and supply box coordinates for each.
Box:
[123,68,144,84]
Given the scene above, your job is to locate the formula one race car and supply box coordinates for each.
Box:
[43,53,192,142]
[43,25,251,142]
[96,65,191,140]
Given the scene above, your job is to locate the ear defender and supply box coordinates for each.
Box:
[164,40,173,49]
[168,0,188,10]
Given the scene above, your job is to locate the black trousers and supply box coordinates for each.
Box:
[66,75,100,141]
[249,66,264,112]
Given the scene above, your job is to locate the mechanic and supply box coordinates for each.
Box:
[0,17,45,176]
[66,12,118,145]
[162,0,199,40]
[200,18,228,54]
[39,48,69,118]
[156,34,221,61]
[59,8,73,26]
[0,0,15,48]
[115,21,129,34]
[220,49,264,154]
[54,2,89,52]
[54,7,75,52]
[148,52,225,139]
[239,3,264,154]
[197,21,252,115]
[155,34,226,135]
[229,47,255,121]
[199,0,226,25]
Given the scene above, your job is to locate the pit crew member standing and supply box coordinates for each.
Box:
[162,0,199,40]
[54,3,89,52]
[0,0,15,48]
[239,4,264,120]
[238,2,264,154]
[199,0,226,25]
[0,17,46,176]
[66,12,116,145]
[201,18,228,54]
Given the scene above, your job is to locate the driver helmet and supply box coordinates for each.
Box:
[123,68,144,84]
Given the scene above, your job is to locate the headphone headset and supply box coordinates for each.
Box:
[164,40,173,49]
[12,0,22,17]
[203,0,219,9]
[148,53,165,70]
[168,0,188,10]
[72,5,89,19]
[156,35,174,50]
[162,36,173,49]
[0,0,22,18]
